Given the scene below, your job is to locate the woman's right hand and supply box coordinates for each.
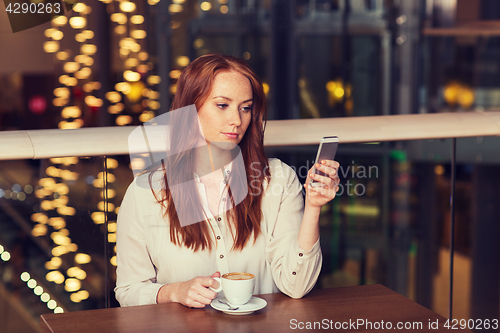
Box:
[157,271,221,308]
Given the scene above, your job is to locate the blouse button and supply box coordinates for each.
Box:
[217,217,221,221]
[220,255,224,259]
[222,198,226,202]
[292,272,296,275]
[217,236,221,240]
[299,253,303,257]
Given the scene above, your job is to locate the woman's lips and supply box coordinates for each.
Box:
[223,133,238,139]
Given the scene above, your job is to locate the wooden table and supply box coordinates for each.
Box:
[40,284,468,332]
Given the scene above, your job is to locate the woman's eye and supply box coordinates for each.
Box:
[217,103,228,109]
[241,106,252,113]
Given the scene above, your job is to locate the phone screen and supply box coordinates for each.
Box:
[310,137,339,187]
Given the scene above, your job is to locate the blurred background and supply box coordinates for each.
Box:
[1,0,500,332]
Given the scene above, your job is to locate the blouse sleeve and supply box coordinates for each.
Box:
[265,160,323,298]
[114,179,164,307]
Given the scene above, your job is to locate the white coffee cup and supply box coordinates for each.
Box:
[210,272,255,305]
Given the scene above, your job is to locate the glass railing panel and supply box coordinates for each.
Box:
[0,155,124,329]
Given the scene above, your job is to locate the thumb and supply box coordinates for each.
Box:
[211,271,221,278]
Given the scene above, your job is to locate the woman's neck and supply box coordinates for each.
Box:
[193,142,233,177]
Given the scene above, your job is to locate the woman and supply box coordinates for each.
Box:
[115,54,340,308]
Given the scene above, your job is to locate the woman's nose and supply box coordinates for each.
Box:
[228,108,242,126]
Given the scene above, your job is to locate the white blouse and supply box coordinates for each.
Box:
[114,158,322,307]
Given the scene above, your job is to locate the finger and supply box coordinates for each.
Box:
[187,284,217,306]
[309,171,335,188]
[211,278,220,290]
[305,165,316,184]
[211,271,221,278]
[184,285,213,307]
[194,285,218,303]
[195,277,219,295]
[307,183,337,197]
[315,163,338,178]
[320,159,340,170]
[191,277,219,299]
[198,276,219,288]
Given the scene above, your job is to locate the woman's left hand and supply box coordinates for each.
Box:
[304,160,340,208]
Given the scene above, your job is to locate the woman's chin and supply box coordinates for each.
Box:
[210,141,238,151]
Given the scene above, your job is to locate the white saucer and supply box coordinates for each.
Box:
[210,296,267,315]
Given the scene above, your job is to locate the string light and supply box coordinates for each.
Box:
[111,13,127,24]
[1,251,11,261]
[63,62,80,73]
[75,253,92,264]
[75,33,87,43]
[176,56,190,67]
[81,44,97,55]
[18,271,64,312]
[116,115,133,126]
[115,26,127,34]
[41,293,50,302]
[91,212,105,224]
[82,30,94,39]
[54,87,70,98]
[44,28,56,37]
[52,30,64,40]
[139,111,155,122]
[124,58,139,68]
[47,300,57,310]
[131,30,147,39]
[67,267,87,280]
[200,2,211,11]
[120,1,136,12]
[73,3,87,12]
[32,224,48,237]
[130,15,144,24]
[56,51,70,61]
[69,17,86,29]
[52,16,68,26]
[169,4,183,13]
[43,41,59,53]
[124,70,141,82]
[41,10,95,308]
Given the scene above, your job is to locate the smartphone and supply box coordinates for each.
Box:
[310,136,339,187]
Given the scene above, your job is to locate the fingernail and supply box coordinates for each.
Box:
[316,163,321,168]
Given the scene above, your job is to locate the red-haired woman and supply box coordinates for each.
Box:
[115,54,340,308]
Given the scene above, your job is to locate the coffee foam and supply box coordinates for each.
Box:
[223,273,254,280]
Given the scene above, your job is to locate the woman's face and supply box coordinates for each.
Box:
[197,70,253,150]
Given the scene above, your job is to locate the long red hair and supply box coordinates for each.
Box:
[150,54,270,252]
